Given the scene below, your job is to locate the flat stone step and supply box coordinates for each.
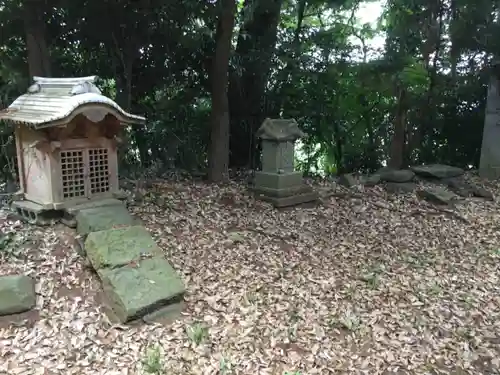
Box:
[11,200,46,212]
[0,275,36,316]
[99,257,185,323]
[67,198,124,214]
[11,200,61,225]
[76,204,140,235]
[85,225,185,323]
[85,225,163,269]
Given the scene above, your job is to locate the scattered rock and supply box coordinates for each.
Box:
[338,173,357,188]
[385,182,418,193]
[472,185,495,200]
[379,169,415,183]
[441,178,494,200]
[363,174,381,186]
[417,187,458,205]
[0,275,36,316]
[360,165,492,202]
[411,164,464,179]
[442,177,472,197]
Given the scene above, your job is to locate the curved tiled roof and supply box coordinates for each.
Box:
[0,76,145,128]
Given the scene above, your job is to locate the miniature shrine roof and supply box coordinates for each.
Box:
[0,76,146,129]
[256,118,305,141]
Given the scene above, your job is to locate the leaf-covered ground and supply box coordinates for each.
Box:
[1,175,500,375]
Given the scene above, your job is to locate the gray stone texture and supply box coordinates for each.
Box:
[480,76,500,179]
[0,275,36,316]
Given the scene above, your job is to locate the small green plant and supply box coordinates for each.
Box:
[287,325,298,342]
[288,308,301,323]
[186,322,209,345]
[284,371,302,375]
[403,254,427,268]
[461,293,475,309]
[362,273,381,289]
[359,263,385,289]
[331,311,361,332]
[340,316,361,331]
[219,357,232,374]
[141,344,163,374]
[243,291,258,305]
[428,282,442,296]
[0,232,21,258]
[345,285,356,299]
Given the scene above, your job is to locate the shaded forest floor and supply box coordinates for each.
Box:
[1,174,500,375]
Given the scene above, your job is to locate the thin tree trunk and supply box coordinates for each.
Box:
[113,38,150,168]
[388,87,406,169]
[208,0,237,182]
[228,0,284,168]
[23,0,51,77]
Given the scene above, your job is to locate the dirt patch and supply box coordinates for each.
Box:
[0,309,40,330]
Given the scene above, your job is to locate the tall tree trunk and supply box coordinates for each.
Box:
[388,87,407,169]
[23,0,51,77]
[449,0,459,84]
[113,40,150,167]
[208,0,237,182]
[228,0,284,168]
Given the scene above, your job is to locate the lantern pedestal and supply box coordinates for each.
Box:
[251,118,318,208]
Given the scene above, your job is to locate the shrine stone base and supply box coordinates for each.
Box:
[251,171,318,208]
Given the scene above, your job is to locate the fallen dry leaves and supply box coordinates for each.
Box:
[1,173,500,375]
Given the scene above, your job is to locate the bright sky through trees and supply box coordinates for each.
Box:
[351,0,386,58]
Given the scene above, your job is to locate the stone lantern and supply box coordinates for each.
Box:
[252,118,317,207]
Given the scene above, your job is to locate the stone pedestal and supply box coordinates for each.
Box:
[480,64,500,179]
[251,118,317,208]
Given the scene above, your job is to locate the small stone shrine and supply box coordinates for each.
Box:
[0,76,145,223]
[480,61,500,179]
[252,118,317,207]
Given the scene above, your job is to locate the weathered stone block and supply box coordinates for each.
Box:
[76,204,139,235]
[411,164,464,179]
[379,169,415,183]
[261,141,295,173]
[254,171,303,190]
[480,75,500,179]
[385,182,417,193]
[142,301,185,325]
[338,173,358,187]
[0,275,36,316]
[99,258,185,323]
[85,225,163,270]
[417,187,458,205]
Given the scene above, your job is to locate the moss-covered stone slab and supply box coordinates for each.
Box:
[142,301,185,325]
[76,204,140,235]
[411,164,464,179]
[0,275,36,316]
[85,225,163,270]
[99,258,185,323]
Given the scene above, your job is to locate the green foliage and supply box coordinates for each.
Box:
[0,0,495,179]
[141,344,163,374]
[186,322,209,345]
[399,61,429,92]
